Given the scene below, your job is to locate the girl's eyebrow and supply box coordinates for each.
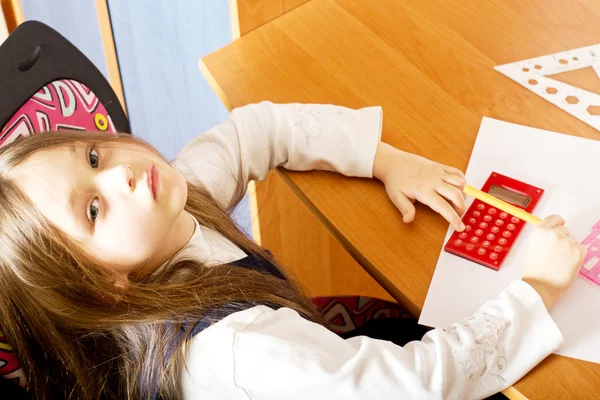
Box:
[65,147,92,234]
[67,147,83,211]
[68,190,86,231]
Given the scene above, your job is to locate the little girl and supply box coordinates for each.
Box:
[0,102,584,399]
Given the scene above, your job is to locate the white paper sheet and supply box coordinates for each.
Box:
[420,117,600,364]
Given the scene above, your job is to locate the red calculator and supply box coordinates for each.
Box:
[444,172,544,271]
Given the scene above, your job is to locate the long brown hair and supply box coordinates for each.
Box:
[0,131,322,399]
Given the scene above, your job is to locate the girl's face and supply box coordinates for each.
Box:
[9,142,195,277]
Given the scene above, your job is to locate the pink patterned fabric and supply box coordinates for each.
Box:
[0,331,25,387]
[313,296,413,335]
[1,79,116,145]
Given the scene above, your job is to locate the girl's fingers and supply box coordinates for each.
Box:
[416,190,464,231]
[436,182,466,216]
[389,191,417,223]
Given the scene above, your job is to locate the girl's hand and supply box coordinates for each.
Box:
[373,142,467,231]
[522,215,586,310]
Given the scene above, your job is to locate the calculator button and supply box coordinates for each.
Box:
[507,223,516,231]
[454,239,463,246]
[511,217,520,224]
[468,218,477,224]
[495,219,504,226]
[479,222,488,229]
[475,229,484,236]
[483,215,493,222]
[477,204,485,210]
[465,225,472,232]
[466,243,475,251]
[486,233,495,241]
[470,236,479,243]
[491,226,500,233]
[498,238,507,245]
[502,231,512,238]
[494,245,503,253]
[489,252,499,260]
[482,240,491,248]
[472,211,481,217]
[459,232,468,239]
[477,248,486,255]
[488,208,497,215]
[500,212,508,219]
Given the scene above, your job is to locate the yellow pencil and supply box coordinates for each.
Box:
[463,185,541,225]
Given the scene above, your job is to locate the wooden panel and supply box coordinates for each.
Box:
[94,0,126,113]
[201,0,600,397]
[256,171,393,299]
[231,0,311,38]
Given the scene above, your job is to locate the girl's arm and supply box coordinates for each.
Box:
[182,216,584,400]
[172,102,465,229]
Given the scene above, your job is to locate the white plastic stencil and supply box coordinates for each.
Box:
[495,44,600,131]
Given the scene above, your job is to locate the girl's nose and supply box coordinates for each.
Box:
[107,164,135,193]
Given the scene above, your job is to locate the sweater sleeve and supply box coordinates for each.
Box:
[172,101,382,209]
[182,281,563,400]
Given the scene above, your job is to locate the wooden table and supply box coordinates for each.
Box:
[200,0,600,397]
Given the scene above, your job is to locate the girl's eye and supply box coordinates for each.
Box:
[88,146,99,168]
[88,198,100,224]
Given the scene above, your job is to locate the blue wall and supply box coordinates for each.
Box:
[107,1,232,160]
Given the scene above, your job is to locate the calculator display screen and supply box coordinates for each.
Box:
[488,185,531,207]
